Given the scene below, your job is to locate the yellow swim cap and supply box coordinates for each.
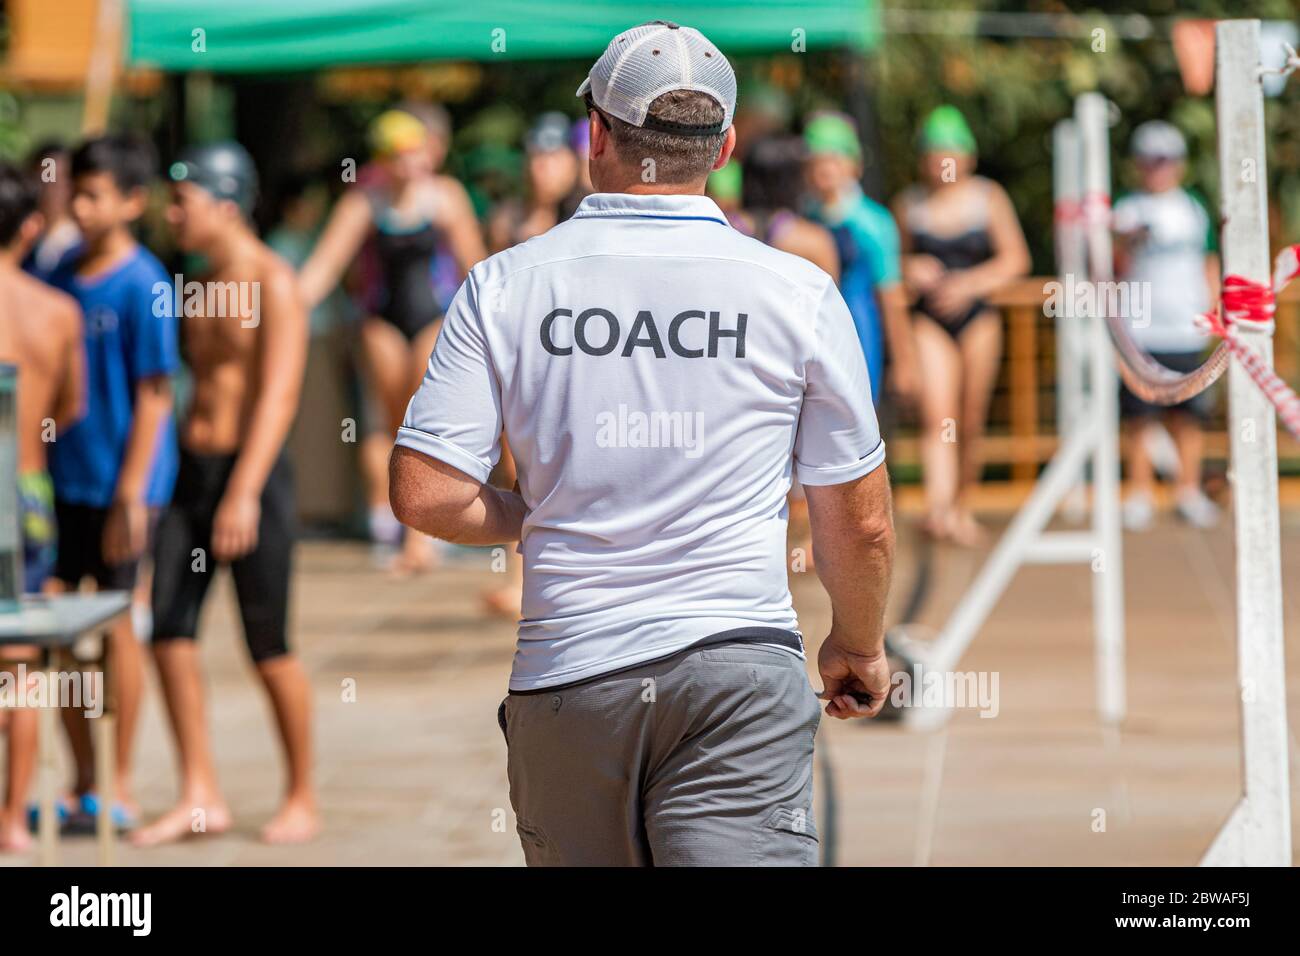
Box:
[369,110,428,158]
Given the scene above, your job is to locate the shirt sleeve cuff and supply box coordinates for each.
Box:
[395,426,493,484]
[795,439,887,486]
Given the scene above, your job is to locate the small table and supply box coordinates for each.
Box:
[0,591,130,866]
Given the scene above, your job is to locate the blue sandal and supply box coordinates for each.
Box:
[75,793,137,832]
[26,799,72,832]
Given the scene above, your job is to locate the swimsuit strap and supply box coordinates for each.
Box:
[366,183,438,235]
[908,178,993,241]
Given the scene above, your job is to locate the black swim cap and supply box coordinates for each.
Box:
[168,141,258,215]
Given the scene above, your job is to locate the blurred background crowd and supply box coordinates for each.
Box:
[6,1,1300,553]
[2,0,1300,863]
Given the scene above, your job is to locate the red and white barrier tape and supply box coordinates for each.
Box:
[1195,243,1300,441]
[1053,198,1082,225]
[1080,192,1111,227]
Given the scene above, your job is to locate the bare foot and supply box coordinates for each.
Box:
[948,510,988,549]
[920,510,953,541]
[0,814,32,853]
[112,789,142,826]
[389,535,438,577]
[131,798,232,847]
[260,797,321,845]
[481,586,523,620]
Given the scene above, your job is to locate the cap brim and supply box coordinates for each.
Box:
[575,76,592,98]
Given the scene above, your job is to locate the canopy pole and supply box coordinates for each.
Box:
[82,0,124,136]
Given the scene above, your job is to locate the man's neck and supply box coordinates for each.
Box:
[593,175,708,197]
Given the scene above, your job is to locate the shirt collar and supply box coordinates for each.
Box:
[571,192,729,225]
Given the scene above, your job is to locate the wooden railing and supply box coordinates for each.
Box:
[886,276,1300,481]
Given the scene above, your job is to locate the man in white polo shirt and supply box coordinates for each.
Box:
[390,20,895,866]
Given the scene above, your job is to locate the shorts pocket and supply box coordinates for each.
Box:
[698,644,801,667]
[496,696,509,744]
[753,806,819,866]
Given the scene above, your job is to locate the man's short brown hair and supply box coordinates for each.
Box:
[604,90,727,184]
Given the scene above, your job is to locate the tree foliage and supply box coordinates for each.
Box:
[870,0,1300,270]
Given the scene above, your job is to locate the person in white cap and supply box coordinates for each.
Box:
[1113,120,1221,531]
[390,21,895,866]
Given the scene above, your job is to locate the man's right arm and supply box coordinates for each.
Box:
[804,466,895,719]
[794,278,895,719]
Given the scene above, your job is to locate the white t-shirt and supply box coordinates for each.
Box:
[1112,187,1214,353]
[397,192,885,690]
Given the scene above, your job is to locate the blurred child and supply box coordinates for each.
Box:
[804,112,919,406]
[480,112,585,618]
[739,134,841,566]
[486,112,581,252]
[45,135,179,829]
[894,106,1030,546]
[21,142,80,282]
[135,142,317,846]
[301,109,484,572]
[1112,120,1220,530]
[0,162,85,851]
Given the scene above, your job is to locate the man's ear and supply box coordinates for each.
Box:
[712,127,737,172]
[588,114,608,159]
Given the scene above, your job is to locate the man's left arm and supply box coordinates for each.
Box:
[390,446,526,545]
[389,271,524,544]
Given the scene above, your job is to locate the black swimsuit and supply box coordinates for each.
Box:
[906,182,996,339]
[370,191,441,341]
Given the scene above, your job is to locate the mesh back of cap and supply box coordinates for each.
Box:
[586,23,736,131]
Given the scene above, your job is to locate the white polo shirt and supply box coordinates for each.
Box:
[398,192,885,690]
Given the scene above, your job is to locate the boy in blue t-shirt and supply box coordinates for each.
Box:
[46,135,178,826]
[804,112,919,407]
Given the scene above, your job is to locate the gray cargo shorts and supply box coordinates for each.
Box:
[498,640,822,866]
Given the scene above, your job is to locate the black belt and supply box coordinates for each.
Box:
[508,626,804,696]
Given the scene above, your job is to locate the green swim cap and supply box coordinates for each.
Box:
[919,105,976,155]
[803,113,861,161]
[707,161,742,203]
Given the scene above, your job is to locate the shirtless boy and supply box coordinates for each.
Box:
[0,162,84,851]
[132,142,318,846]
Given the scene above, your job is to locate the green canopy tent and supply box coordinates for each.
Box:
[126,0,878,72]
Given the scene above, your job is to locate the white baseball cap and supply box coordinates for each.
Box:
[576,21,737,136]
[1131,120,1187,161]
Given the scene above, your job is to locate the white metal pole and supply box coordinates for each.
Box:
[1076,93,1126,725]
[1201,19,1292,867]
[923,418,1099,676]
[1054,120,1089,522]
